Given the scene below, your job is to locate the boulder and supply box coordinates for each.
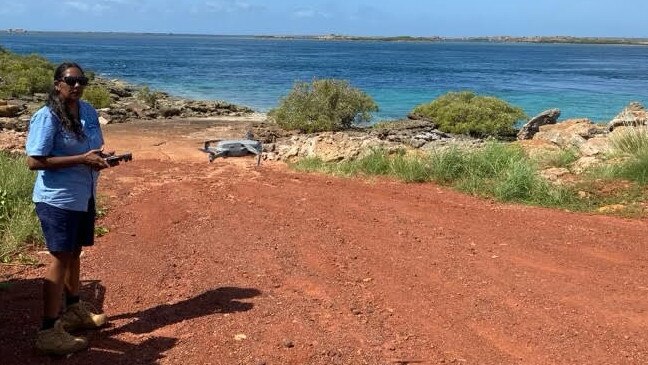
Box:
[532,119,607,150]
[579,136,611,156]
[607,102,648,131]
[517,108,560,140]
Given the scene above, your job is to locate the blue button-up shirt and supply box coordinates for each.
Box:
[25,101,104,212]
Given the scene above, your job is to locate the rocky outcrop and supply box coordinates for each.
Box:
[263,119,483,162]
[607,102,648,131]
[0,77,256,132]
[531,118,609,155]
[517,108,560,140]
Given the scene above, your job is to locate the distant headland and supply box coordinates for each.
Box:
[257,34,648,45]
[3,29,647,45]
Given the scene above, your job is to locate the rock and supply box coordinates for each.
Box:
[579,136,611,156]
[517,139,562,160]
[541,167,570,182]
[282,339,295,348]
[572,156,601,174]
[597,204,626,214]
[160,107,182,117]
[608,102,648,131]
[0,104,22,118]
[532,119,607,150]
[517,108,560,140]
[233,334,247,341]
[98,116,111,125]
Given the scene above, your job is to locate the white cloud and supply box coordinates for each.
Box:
[202,0,264,13]
[64,1,109,13]
[292,8,329,19]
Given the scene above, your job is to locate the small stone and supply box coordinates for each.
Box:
[234,333,247,341]
[282,339,295,348]
[351,308,362,315]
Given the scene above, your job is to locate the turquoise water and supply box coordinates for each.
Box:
[2,32,648,122]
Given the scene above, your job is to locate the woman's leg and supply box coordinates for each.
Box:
[43,252,73,322]
[64,248,82,302]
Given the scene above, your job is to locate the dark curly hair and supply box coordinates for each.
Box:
[47,62,85,139]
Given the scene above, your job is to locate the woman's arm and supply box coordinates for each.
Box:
[27,149,110,171]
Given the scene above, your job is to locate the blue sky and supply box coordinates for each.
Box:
[1,0,646,37]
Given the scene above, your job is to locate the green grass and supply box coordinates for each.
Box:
[0,152,42,262]
[535,148,580,169]
[290,143,632,213]
[609,126,648,157]
[602,127,648,185]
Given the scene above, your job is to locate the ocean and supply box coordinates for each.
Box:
[2,32,648,123]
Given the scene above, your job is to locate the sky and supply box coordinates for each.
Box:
[0,0,647,38]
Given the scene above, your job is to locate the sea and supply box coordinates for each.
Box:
[2,32,648,123]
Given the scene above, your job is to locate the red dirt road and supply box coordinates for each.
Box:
[2,119,648,364]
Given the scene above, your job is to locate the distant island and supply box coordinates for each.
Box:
[257,34,648,45]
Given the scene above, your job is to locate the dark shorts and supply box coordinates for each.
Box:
[35,198,96,253]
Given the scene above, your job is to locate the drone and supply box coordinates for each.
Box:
[200,132,263,165]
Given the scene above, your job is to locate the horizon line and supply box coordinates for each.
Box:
[3,29,648,40]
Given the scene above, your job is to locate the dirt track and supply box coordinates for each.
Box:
[2,118,648,364]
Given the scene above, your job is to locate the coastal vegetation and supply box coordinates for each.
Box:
[269,79,378,133]
[83,84,113,109]
[136,86,161,108]
[0,47,53,98]
[293,144,579,208]
[0,152,41,262]
[600,126,648,185]
[292,140,647,215]
[0,47,113,108]
[412,91,527,138]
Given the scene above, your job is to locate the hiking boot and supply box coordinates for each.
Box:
[60,301,107,331]
[35,320,88,355]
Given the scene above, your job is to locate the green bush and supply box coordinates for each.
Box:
[83,85,112,109]
[270,79,378,133]
[136,86,160,108]
[0,51,54,98]
[412,91,527,138]
[0,152,42,261]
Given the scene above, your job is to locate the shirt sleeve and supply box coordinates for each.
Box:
[25,109,57,157]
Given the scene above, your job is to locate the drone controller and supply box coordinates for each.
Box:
[104,152,133,167]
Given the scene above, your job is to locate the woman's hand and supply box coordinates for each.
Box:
[82,149,110,170]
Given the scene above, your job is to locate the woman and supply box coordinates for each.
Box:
[26,62,109,355]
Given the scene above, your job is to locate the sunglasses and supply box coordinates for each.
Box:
[60,76,89,87]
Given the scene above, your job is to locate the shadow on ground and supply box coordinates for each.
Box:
[0,278,260,364]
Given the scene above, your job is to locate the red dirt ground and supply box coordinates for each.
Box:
[1,119,648,364]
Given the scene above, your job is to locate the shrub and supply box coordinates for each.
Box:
[0,51,54,98]
[270,79,378,133]
[412,91,527,138]
[83,85,112,109]
[136,86,160,108]
[0,152,42,261]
